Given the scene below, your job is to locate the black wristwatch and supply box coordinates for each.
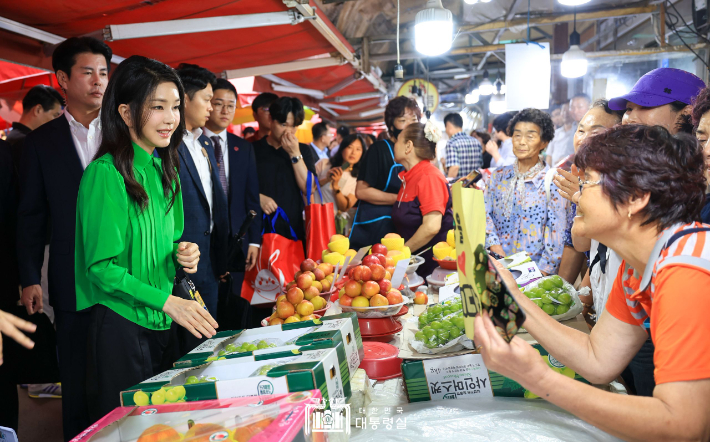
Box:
[291,155,303,164]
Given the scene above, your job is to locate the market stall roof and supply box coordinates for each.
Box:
[0,0,387,124]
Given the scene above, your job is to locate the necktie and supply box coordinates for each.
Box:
[210,135,228,196]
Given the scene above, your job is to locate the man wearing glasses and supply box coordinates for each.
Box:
[203,79,261,329]
[247,92,278,143]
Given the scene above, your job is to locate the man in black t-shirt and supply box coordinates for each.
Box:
[254,97,316,241]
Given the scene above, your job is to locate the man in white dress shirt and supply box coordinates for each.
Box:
[15,36,111,441]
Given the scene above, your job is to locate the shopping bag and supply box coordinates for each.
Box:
[450,182,487,341]
[304,171,335,262]
[241,208,304,305]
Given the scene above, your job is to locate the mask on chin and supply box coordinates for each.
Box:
[391,127,402,141]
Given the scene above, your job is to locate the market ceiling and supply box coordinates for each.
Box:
[0,0,386,124]
[0,0,693,127]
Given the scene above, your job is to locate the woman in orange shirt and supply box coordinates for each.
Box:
[475,124,710,441]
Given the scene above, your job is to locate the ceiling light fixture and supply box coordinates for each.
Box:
[560,8,588,78]
[558,0,591,5]
[414,0,454,56]
[478,70,495,96]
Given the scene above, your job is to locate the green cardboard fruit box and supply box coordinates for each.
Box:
[173,313,364,379]
[122,340,351,408]
[402,345,590,402]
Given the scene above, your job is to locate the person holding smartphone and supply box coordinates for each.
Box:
[316,134,365,235]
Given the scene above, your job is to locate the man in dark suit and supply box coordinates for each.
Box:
[6,85,64,174]
[16,37,112,441]
[175,64,229,326]
[203,79,261,330]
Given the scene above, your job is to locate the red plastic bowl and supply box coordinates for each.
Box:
[433,257,457,270]
[358,316,402,336]
[362,333,398,343]
[359,342,402,380]
[393,305,408,318]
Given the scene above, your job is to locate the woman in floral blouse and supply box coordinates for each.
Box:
[485,108,567,275]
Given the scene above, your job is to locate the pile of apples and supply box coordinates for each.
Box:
[267,259,333,326]
[338,251,404,310]
[432,229,456,261]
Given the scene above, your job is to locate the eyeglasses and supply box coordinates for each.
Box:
[260,107,270,113]
[212,102,236,112]
[579,179,602,195]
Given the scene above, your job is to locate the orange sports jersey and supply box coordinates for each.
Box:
[606,223,710,385]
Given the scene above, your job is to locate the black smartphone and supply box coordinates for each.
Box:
[340,161,351,171]
[471,244,526,342]
[461,170,482,188]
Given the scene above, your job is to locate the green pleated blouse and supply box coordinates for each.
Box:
[75,142,183,330]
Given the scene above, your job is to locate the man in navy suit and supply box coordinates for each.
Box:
[16,37,111,441]
[174,64,228,326]
[203,79,261,329]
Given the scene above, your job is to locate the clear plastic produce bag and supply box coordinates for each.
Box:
[350,397,622,442]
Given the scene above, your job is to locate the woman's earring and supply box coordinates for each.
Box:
[628,212,632,219]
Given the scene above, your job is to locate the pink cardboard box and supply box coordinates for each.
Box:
[71,390,322,442]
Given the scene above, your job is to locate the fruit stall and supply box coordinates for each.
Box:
[70,203,622,442]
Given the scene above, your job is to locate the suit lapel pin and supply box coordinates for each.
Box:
[234,147,239,151]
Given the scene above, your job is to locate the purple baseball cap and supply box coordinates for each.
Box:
[608,68,706,111]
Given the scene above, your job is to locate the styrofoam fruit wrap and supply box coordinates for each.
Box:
[335,299,406,318]
[522,275,583,321]
[407,326,475,355]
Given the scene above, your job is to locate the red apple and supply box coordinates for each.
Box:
[362,281,380,298]
[339,295,353,307]
[287,287,304,305]
[304,286,320,301]
[351,265,364,282]
[369,294,389,307]
[300,259,317,272]
[269,317,285,326]
[305,271,316,281]
[356,265,372,282]
[320,278,332,292]
[384,271,392,280]
[276,302,295,319]
[313,268,326,281]
[370,264,386,281]
[414,291,428,305]
[384,256,395,267]
[362,255,380,267]
[371,243,388,256]
[344,280,362,297]
[385,265,395,276]
[297,274,312,290]
[372,253,387,266]
[378,279,392,295]
[386,289,403,305]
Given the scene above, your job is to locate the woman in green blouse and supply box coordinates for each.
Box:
[75,56,218,419]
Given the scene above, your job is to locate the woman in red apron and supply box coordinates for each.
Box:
[391,122,454,277]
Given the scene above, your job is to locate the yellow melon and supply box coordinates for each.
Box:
[446,230,455,247]
[327,238,349,254]
[323,252,345,266]
[433,242,453,260]
[381,237,405,251]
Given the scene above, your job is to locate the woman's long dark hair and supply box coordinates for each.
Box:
[331,133,366,178]
[95,55,184,212]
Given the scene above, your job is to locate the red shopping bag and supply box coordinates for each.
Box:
[304,171,336,262]
[241,208,305,305]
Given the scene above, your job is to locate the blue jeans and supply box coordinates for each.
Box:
[621,337,656,397]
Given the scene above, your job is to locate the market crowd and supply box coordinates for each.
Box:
[0,36,708,442]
